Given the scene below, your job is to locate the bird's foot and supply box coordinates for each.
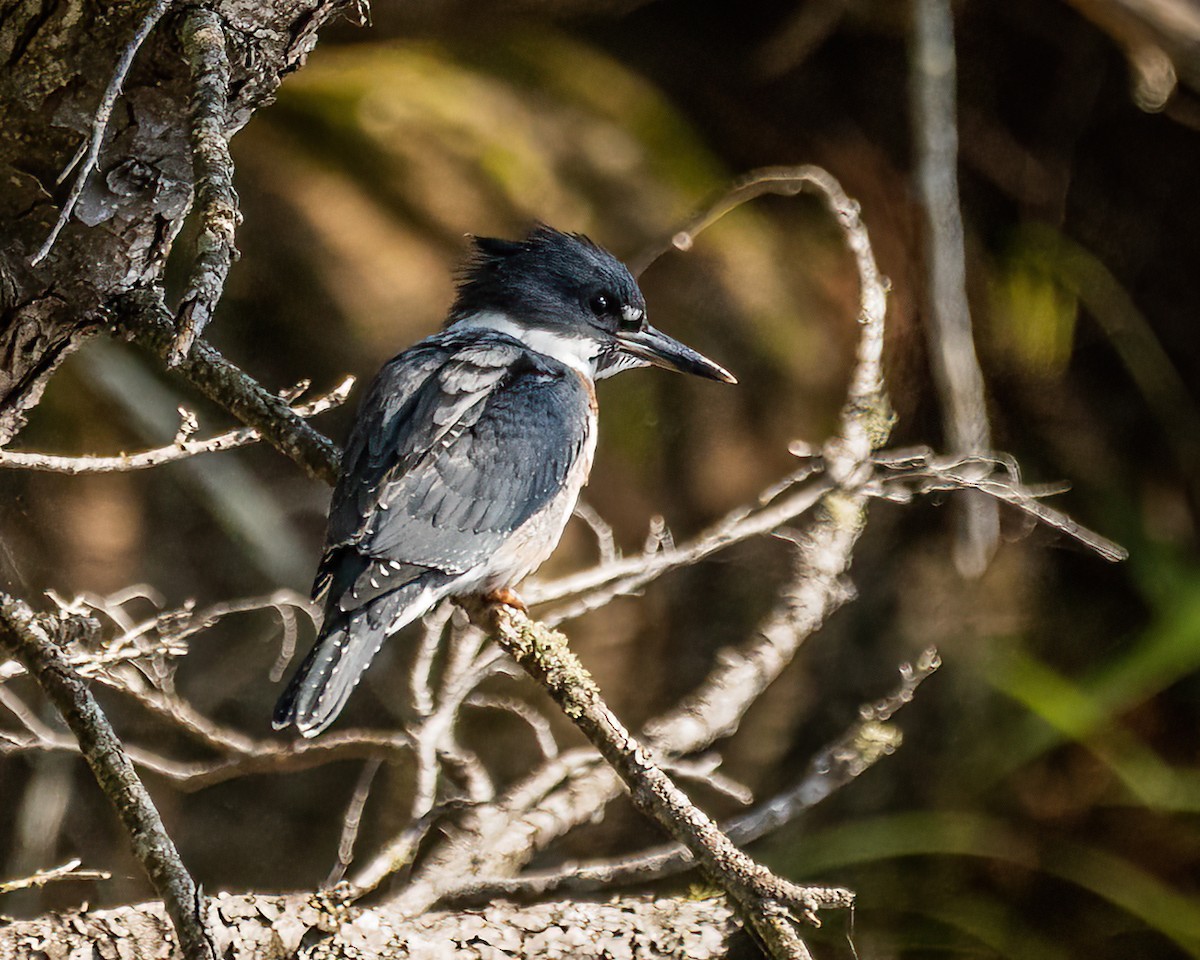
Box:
[483,586,527,612]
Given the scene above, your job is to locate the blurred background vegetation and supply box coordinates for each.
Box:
[3,0,1200,957]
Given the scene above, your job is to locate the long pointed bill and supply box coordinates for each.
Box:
[618,324,737,384]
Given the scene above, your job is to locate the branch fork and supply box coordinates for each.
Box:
[479,600,852,959]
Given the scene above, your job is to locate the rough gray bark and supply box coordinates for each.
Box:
[0,0,354,444]
[0,893,742,960]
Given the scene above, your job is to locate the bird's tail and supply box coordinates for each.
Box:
[273,577,448,738]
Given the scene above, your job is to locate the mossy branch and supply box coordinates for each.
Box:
[481,602,853,960]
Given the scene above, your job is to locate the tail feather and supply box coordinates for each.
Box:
[273,576,449,737]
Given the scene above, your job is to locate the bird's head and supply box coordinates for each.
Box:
[448,225,736,384]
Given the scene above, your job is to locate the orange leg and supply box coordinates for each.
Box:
[483,586,527,612]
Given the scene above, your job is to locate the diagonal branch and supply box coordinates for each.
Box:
[482,603,852,960]
[444,646,940,905]
[0,592,213,960]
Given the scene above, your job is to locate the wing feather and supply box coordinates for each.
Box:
[317,331,592,609]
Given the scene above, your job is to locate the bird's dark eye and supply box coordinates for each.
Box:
[588,293,612,317]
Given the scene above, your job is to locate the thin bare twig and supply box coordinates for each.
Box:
[439,737,494,802]
[111,288,342,484]
[466,693,561,760]
[3,590,317,685]
[911,0,999,577]
[631,165,837,275]
[0,593,214,960]
[30,0,175,266]
[170,8,240,365]
[572,500,620,564]
[0,378,352,474]
[528,482,830,620]
[0,696,413,792]
[409,605,454,720]
[872,449,1129,562]
[661,754,754,807]
[0,859,111,896]
[326,759,384,889]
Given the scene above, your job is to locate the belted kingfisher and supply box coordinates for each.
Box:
[274,225,735,737]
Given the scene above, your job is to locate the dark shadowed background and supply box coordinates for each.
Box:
[3,1,1199,957]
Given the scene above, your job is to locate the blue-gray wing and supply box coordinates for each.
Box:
[280,331,592,736]
[318,332,592,611]
[325,336,454,549]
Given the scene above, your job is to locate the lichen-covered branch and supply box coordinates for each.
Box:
[443,647,941,905]
[480,603,853,960]
[171,7,240,365]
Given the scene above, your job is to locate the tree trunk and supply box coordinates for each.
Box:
[0,0,353,443]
